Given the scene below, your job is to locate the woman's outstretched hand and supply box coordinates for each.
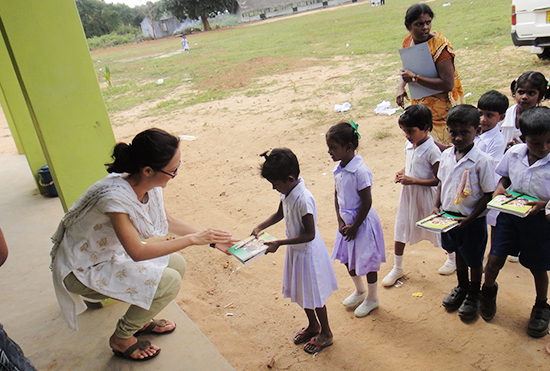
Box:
[191,228,232,247]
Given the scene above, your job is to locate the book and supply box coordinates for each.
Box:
[487,191,538,218]
[228,231,277,264]
[416,212,462,233]
[398,42,443,99]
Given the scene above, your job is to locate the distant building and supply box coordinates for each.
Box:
[140,15,182,38]
[233,0,361,23]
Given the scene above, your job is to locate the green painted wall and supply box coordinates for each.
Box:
[0,34,47,190]
[0,93,24,155]
[0,0,116,211]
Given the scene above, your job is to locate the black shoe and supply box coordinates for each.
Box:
[527,304,550,338]
[458,293,479,320]
[479,283,498,321]
[442,286,468,311]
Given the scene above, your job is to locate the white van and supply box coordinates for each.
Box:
[511,0,550,60]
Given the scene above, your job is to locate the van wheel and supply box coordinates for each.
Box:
[537,47,550,60]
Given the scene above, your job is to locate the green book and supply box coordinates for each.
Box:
[416,212,462,233]
[487,191,538,218]
[228,231,277,264]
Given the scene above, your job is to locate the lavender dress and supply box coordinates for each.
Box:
[332,155,385,275]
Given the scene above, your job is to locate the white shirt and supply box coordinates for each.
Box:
[438,144,496,216]
[496,143,550,201]
[404,135,441,178]
[475,126,506,163]
[500,104,522,145]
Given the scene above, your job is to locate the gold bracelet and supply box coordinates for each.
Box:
[412,74,419,83]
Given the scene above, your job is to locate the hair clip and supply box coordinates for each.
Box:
[259,150,269,159]
[350,120,361,139]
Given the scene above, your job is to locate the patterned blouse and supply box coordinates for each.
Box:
[51,174,170,330]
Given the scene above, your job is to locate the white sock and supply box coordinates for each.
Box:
[351,275,366,295]
[366,282,378,304]
[446,251,456,266]
[394,254,403,270]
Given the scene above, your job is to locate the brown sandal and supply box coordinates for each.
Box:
[135,319,176,336]
[112,339,160,361]
[293,327,319,345]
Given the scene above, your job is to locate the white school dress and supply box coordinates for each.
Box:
[394,136,441,247]
[332,155,385,275]
[281,178,338,310]
[500,104,522,145]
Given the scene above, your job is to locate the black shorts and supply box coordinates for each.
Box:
[442,216,487,268]
[491,212,550,271]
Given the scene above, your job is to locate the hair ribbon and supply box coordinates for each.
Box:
[350,120,361,139]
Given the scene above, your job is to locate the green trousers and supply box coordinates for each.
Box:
[64,253,186,338]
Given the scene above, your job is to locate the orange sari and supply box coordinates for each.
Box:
[403,31,465,145]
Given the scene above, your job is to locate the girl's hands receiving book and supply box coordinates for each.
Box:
[265,240,282,254]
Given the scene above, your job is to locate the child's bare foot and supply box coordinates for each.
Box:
[110,334,160,360]
[303,333,333,354]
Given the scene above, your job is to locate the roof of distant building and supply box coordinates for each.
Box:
[235,0,299,13]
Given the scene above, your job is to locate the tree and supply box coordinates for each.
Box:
[101,7,121,32]
[165,0,233,31]
[135,1,164,39]
[76,0,141,38]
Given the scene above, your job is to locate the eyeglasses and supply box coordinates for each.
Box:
[157,166,179,179]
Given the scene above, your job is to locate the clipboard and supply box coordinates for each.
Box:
[399,43,444,99]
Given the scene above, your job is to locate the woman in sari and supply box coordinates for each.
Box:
[396,3,465,145]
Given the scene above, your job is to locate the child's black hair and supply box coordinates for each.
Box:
[260,148,300,182]
[477,90,509,115]
[326,122,359,149]
[511,71,550,102]
[519,106,550,137]
[447,104,480,129]
[398,104,433,131]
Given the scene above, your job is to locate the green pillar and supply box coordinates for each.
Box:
[0,0,116,211]
[0,33,47,190]
[0,94,24,155]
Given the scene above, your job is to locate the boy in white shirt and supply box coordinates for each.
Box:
[475,90,508,237]
[480,106,550,337]
[475,90,507,162]
[434,105,496,320]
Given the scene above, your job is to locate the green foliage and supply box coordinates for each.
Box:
[102,65,112,87]
[87,31,141,50]
[165,0,233,30]
[76,0,141,38]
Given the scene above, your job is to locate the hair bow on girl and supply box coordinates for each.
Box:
[350,120,361,139]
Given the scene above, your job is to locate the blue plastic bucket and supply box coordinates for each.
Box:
[37,165,58,197]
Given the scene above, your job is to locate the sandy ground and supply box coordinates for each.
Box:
[2,38,550,370]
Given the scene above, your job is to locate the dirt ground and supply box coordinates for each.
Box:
[2,37,550,370]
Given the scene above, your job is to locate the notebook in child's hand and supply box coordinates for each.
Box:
[228,231,277,264]
[487,191,538,218]
[416,212,462,233]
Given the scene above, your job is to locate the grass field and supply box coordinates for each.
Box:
[92,0,548,116]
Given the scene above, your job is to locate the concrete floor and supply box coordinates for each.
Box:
[0,153,234,371]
